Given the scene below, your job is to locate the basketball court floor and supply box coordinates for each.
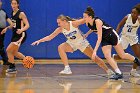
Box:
[0,61,140,93]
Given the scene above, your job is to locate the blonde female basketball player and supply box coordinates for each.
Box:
[113,4,140,77]
[83,6,140,80]
[4,0,29,73]
[31,15,114,76]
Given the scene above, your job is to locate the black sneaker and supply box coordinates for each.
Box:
[134,58,140,66]
[3,62,11,65]
[6,68,17,73]
[109,73,123,80]
[6,64,17,73]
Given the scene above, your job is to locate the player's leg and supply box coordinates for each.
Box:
[58,42,74,75]
[82,45,114,76]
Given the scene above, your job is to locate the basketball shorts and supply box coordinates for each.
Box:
[66,39,90,52]
[120,35,139,49]
[11,32,27,46]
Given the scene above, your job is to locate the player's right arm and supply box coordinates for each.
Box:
[116,15,128,33]
[83,29,93,39]
[31,27,62,45]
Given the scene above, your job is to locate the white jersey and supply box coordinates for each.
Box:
[62,21,83,43]
[121,14,140,36]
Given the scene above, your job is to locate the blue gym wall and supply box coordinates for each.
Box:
[2,0,140,59]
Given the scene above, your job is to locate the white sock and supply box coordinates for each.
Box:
[115,69,122,74]
[65,65,70,69]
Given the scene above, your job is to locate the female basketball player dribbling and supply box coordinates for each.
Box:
[83,6,140,80]
[31,15,114,76]
[5,0,29,73]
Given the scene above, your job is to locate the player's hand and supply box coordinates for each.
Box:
[1,28,8,34]
[31,41,40,46]
[16,29,23,34]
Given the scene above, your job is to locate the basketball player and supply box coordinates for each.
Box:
[83,6,140,80]
[113,4,140,77]
[4,0,29,73]
[0,0,13,65]
[31,14,114,76]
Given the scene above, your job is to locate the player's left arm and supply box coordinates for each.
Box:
[138,17,140,32]
[19,12,30,32]
[94,19,103,53]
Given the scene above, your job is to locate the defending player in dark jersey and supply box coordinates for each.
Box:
[83,6,140,80]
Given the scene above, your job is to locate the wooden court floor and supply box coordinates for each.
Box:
[0,60,140,93]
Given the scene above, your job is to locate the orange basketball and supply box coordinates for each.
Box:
[22,56,35,69]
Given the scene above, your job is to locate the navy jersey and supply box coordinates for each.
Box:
[11,10,27,44]
[11,10,22,32]
[87,17,120,46]
[87,17,113,39]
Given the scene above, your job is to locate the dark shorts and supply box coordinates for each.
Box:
[0,28,5,47]
[11,31,27,45]
[101,30,120,47]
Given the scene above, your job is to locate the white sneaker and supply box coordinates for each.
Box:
[59,68,72,75]
[107,69,115,78]
[129,77,140,84]
[130,70,140,77]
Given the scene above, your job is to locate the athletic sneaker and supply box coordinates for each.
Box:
[129,77,140,84]
[59,68,72,75]
[134,57,140,66]
[6,67,17,73]
[130,70,140,77]
[107,69,115,78]
[109,73,123,80]
[3,62,11,65]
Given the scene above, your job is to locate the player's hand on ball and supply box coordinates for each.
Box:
[31,41,40,46]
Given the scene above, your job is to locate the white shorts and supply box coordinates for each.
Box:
[66,39,90,52]
[120,35,139,49]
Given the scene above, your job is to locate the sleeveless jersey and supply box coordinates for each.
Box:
[62,21,84,43]
[11,10,22,32]
[87,17,113,39]
[121,14,140,36]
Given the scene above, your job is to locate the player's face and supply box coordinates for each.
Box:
[131,8,139,19]
[11,0,19,10]
[57,19,65,27]
[0,1,2,9]
[83,13,91,23]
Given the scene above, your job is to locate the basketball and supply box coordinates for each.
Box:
[22,56,35,69]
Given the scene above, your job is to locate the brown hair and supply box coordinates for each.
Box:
[11,0,19,4]
[57,14,76,21]
[84,6,95,18]
[11,0,19,8]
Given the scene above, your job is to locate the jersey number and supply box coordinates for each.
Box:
[70,36,76,40]
[127,28,132,32]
